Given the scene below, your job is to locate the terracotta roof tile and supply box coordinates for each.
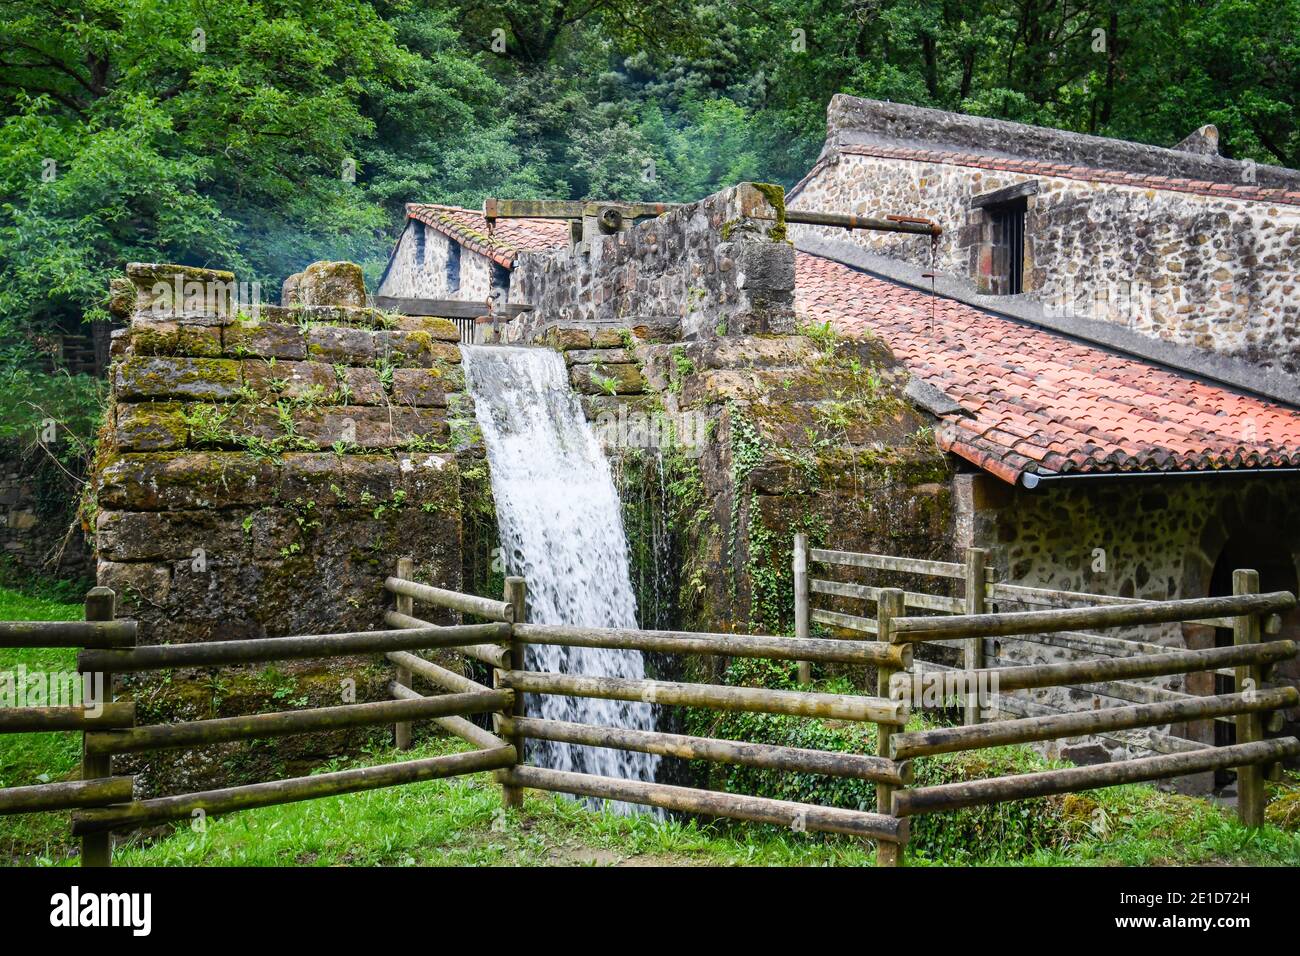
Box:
[405,204,568,267]
[795,252,1300,483]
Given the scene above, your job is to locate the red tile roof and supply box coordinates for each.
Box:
[790,144,1300,208]
[796,252,1300,484]
[406,204,568,267]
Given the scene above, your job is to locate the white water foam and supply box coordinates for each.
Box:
[460,345,660,797]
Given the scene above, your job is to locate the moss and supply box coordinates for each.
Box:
[753,182,788,243]
[1267,779,1300,831]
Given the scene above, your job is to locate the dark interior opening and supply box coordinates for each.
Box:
[1207,535,1298,783]
[988,197,1027,295]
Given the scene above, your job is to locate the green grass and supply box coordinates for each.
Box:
[108,737,883,868]
[92,736,1299,868]
[0,584,85,863]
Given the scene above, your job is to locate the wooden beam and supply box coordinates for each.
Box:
[0,776,135,815]
[502,716,912,785]
[0,618,136,649]
[511,622,910,667]
[890,688,1299,760]
[84,691,510,756]
[0,702,135,733]
[1234,569,1267,827]
[891,591,1296,642]
[383,611,508,668]
[394,557,415,751]
[79,622,511,673]
[370,296,532,319]
[384,577,513,623]
[500,672,907,724]
[72,746,516,835]
[389,682,506,750]
[893,737,1300,817]
[504,765,908,843]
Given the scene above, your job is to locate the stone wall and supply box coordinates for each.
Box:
[92,261,470,794]
[0,442,91,581]
[790,151,1300,374]
[959,471,1300,766]
[822,95,1300,189]
[376,219,502,301]
[511,183,796,341]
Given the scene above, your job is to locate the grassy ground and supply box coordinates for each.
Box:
[3,582,1299,867]
[0,585,85,863]
[100,736,1300,868]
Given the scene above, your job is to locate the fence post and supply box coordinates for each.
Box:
[876,587,906,867]
[793,533,811,685]
[499,576,527,810]
[1232,569,1266,827]
[964,548,987,725]
[393,557,415,750]
[80,586,116,867]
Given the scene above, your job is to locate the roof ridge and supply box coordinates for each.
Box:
[832,143,1300,207]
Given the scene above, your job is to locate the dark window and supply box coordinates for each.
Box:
[490,261,510,299]
[971,181,1035,296]
[446,240,461,293]
[414,222,426,265]
[988,197,1026,295]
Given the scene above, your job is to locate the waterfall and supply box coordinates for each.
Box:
[460,345,660,796]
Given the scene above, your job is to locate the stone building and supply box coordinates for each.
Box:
[375,204,567,305]
[92,98,1300,790]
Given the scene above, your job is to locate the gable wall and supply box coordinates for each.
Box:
[377,220,499,301]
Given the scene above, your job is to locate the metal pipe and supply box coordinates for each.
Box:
[783,209,941,236]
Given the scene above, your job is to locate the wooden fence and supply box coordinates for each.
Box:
[381,565,912,854]
[794,536,1299,842]
[3,544,1296,868]
[0,585,517,866]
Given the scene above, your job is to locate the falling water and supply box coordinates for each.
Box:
[460,345,660,796]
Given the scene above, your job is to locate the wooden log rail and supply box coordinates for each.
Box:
[887,591,1296,643]
[893,738,1300,817]
[77,622,509,673]
[0,776,136,815]
[384,576,514,623]
[501,716,913,786]
[889,688,1300,760]
[390,682,507,750]
[810,579,965,614]
[504,766,909,843]
[500,671,908,724]
[892,641,1294,696]
[84,690,511,756]
[0,619,137,648]
[809,548,968,579]
[385,610,507,667]
[511,622,911,668]
[72,746,516,835]
[0,702,135,733]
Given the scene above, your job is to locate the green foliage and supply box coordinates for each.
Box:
[2,0,1295,381]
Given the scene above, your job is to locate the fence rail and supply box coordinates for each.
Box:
[4,547,1296,869]
[794,541,1300,856]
